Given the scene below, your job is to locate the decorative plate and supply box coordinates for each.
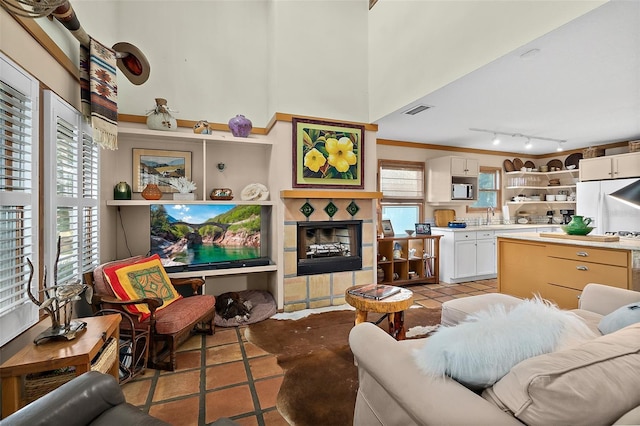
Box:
[503,159,515,172]
[524,160,535,169]
[513,158,524,170]
[564,153,583,169]
[547,159,563,170]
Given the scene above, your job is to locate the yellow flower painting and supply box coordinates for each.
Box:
[293,118,364,189]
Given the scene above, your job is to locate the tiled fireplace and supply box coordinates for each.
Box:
[282,195,376,312]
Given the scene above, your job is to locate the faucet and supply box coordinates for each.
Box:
[486,207,495,225]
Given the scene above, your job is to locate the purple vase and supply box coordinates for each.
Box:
[228,114,252,137]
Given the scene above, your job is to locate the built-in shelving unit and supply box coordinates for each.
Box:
[503,169,578,216]
[377,235,441,285]
[107,200,275,206]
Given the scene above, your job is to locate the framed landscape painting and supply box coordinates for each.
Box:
[133,148,192,193]
[292,117,364,189]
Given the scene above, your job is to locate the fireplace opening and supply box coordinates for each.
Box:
[297,220,362,276]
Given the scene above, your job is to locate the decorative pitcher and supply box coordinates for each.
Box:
[563,215,593,235]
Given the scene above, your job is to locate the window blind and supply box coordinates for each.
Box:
[44,91,99,288]
[379,160,425,200]
[0,54,40,346]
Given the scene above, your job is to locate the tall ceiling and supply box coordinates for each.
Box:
[374,0,640,156]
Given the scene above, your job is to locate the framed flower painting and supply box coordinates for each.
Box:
[292,117,364,189]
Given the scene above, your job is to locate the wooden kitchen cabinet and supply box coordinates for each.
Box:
[377,235,441,285]
[497,238,547,299]
[427,156,478,203]
[579,151,640,181]
[498,236,635,309]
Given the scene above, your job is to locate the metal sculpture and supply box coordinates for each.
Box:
[26,237,87,344]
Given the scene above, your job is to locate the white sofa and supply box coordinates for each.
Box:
[349,284,640,425]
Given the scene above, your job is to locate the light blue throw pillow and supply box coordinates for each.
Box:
[598,303,640,334]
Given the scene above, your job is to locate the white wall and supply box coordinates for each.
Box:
[70,0,370,126]
[368,0,606,122]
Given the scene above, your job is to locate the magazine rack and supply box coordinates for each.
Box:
[377,235,441,286]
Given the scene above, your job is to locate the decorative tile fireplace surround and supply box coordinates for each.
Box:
[281,191,379,312]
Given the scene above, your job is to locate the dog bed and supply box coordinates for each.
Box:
[214,290,277,327]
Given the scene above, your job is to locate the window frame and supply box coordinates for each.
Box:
[467,166,502,213]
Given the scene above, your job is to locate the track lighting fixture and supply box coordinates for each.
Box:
[469,128,567,150]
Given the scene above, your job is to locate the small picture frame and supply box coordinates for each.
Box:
[381,219,394,237]
[415,223,431,235]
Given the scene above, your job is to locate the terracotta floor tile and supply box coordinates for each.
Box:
[244,341,271,358]
[205,384,255,423]
[416,299,442,309]
[255,376,284,409]
[149,395,199,426]
[233,415,259,426]
[206,343,244,365]
[249,355,283,380]
[206,360,248,390]
[434,295,454,302]
[465,282,493,290]
[262,408,290,426]
[178,334,203,352]
[153,370,201,402]
[121,377,152,406]
[172,349,202,371]
[437,287,465,295]
[206,328,241,347]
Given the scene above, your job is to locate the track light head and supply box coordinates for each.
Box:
[556,142,564,152]
[524,137,532,149]
[492,134,500,145]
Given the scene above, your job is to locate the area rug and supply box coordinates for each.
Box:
[245,306,441,425]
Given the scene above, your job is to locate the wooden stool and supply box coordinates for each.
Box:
[345,285,414,340]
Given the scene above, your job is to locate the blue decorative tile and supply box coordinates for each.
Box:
[300,202,315,218]
[324,202,338,218]
[346,201,360,216]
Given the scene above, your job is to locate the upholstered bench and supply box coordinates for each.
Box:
[441,293,521,326]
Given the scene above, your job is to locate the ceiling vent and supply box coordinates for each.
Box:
[403,104,432,116]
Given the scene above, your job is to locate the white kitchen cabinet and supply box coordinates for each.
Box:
[579,151,640,181]
[427,156,479,203]
[451,157,479,177]
[434,229,496,283]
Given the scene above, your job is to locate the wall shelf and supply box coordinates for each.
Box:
[107,200,275,206]
[167,264,278,279]
[118,125,273,147]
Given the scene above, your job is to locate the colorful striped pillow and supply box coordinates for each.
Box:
[103,254,182,321]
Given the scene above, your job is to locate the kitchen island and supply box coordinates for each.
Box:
[497,232,640,309]
[432,224,560,284]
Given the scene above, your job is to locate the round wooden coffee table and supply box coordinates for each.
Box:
[345,285,414,340]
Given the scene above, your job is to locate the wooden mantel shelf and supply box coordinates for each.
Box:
[280,190,382,199]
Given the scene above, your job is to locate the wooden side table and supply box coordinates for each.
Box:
[345,285,414,340]
[0,314,121,418]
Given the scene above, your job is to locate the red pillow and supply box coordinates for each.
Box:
[102,254,182,321]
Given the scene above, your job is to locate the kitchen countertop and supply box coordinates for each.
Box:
[496,232,640,251]
[432,224,557,232]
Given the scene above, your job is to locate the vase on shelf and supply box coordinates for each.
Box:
[141,183,162,200]
[228,114,252,137]
[146,98,177,131]
[113,181,131,200]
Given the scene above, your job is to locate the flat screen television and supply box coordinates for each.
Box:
[150,203,271,273]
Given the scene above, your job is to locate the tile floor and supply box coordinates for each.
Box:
[122,279,497,426]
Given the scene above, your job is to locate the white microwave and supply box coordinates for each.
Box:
[452,183,473,200]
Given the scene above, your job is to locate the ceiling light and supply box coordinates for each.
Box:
[556,142,564,152]
[469,128,566,151]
